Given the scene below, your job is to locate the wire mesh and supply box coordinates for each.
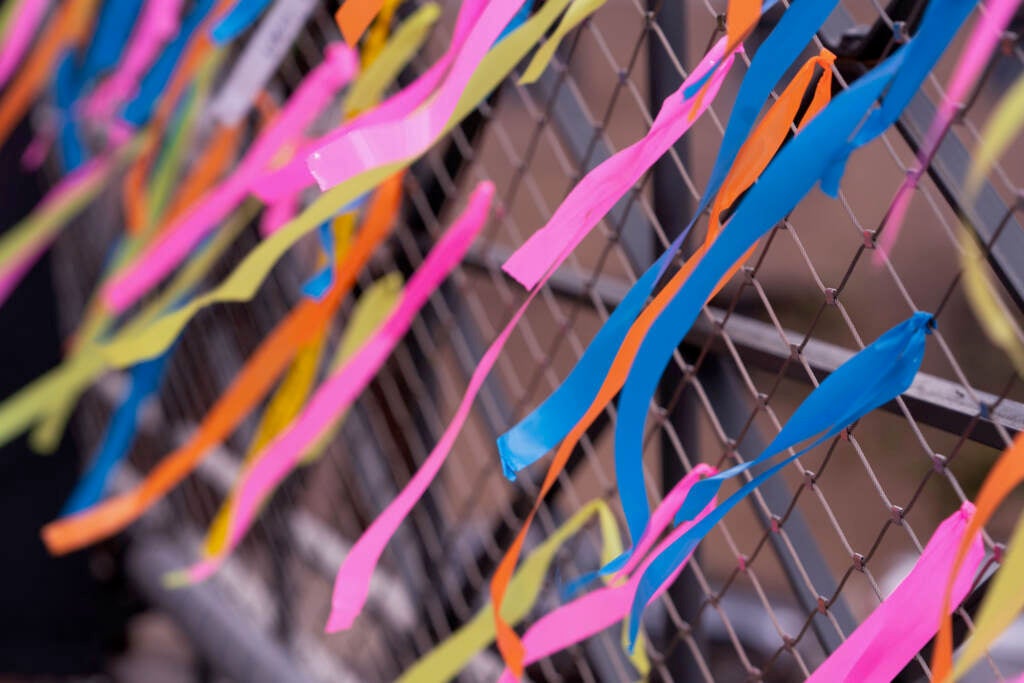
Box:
[46,1,1024,681]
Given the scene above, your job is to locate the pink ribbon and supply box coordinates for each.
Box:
[80,0,185,123]
[0,0,50,89]
[305,0,526,191]
[101,44,358,314]
[501,38,736,290]
[178,181,495,585]
[323,37,736,637]
[252,0,486,204]
[496,465,717,681]
[875,0,1022,262]
[807,502,984,683]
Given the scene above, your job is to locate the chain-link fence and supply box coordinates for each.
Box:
[49,1,1024,681]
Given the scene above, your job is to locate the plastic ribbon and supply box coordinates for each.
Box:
[0,0,100,148]
[931,431,1024,681]
[0,136,147,309]
[0,0,48,90]
[210,0,273,44]
[301,223,338,300]
[80,0,144,79]
[40,175,405,556]
[615,0,974,576]
[359,0,402,66]
[252,0,486,205]
[61,345,172,515]
[875,0,1024,262]
[336,0,385,47]
[517,0,605,85]
[207,0,320,127]
[104,43,359,314]
[950,504,1024,680]
[201,270,403,559]
[396,496,638,683]
[173,182,493,585]
[496,0,842,475]
[81,0,185,124]
[501,37,736,290]
[496,466,718,682]
[342,2,442,117]
[627,313,934,649]
[307,0,531,190]
[805,503,984,682]
[122,0,217,127]
[85,0,595,358]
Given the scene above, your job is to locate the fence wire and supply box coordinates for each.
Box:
[48,1,1024,681]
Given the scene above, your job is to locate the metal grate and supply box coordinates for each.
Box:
[48,1,1024,681]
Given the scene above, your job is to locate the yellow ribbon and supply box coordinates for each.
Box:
[398,498,649,682]
[518,0,606,85]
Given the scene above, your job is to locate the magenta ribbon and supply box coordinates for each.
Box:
[875,0,1022,261]
[807,502,984,682]
[0,0,50,89]
[500,37,736,290]
[177,181,495,585]
[495,465,717,681]
[101,43,358,314]
[305,0,525,191]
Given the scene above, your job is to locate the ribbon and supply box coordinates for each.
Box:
[81,0,600,362]
[174,182,494,585]
[359,0,402,66]
[517,0,605,85]
[104,43,359,314]
[627,313,934,649]
[875,0,1024,262]
[806,503,984,682]
[201,270,403,559]
[336,0,386,47]
[80,0,185,123]
[499,47,835,621]
[396,496,641,683]
[501,37,737,290]
[615,0,974,575]
[210,0,273,44]
[61,345,172,515]
[342,2,442,117]
[496,466,718,682]
[496,0,841,476]
[307,0,530,191]
[207,0,320,127]
[0,0,48,90]
[40,174,405,556]
[931,431,1024,681]
[0,0,101,148]
[252,0,487,205]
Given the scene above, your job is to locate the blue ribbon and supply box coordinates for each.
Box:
[210,0,274,45]
[81,0,145,79]
[497,0,842,480]
[626,312,932,647]
[301,222,336,300]
[614,0,974,562]
[61,349,172,515]
[123,0,216,127]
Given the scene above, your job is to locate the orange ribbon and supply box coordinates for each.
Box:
[41,172,405,556]
[335,0,385,47]
[492,49,834,676]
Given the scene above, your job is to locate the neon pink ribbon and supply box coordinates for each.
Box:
[250,0,487,205]
[807,502,984,683]
[80,0,185,123]
[501,37,736,290]
[323,39,736,636]
[875,0,1022,262]
[305,0,525,191]
[179,181,495,585]
[0,153,115,309]
[0,0,50,89]
[496,465,717,681]
[101,43,358,314]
